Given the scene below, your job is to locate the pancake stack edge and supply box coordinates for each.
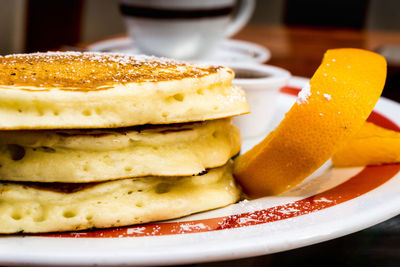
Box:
[0,52,249,233]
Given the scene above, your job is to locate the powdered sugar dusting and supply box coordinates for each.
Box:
[0,51,224,90]
[126,227,146,235]
[237,217,260,224]
[323,93,331,101]
[178,223,207,233]
[313,197,333,203]
[296,83,312,104]
[4,51,185,66]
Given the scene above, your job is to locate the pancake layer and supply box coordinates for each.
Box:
[0,52,249,129]
[0,162,240,234]
[0,119,240,182]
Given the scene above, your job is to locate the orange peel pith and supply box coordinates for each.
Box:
[234,48,387,197]
[333,122,400,167]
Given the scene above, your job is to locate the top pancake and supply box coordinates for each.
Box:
[0,52,249,129]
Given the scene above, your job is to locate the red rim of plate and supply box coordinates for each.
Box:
[44,86,400,238]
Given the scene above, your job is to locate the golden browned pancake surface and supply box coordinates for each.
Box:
[0,52,249,129]
[0,52,222,91]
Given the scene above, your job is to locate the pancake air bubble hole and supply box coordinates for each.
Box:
[82,110,91,116]
[11,213,22,220]
[173,93,184,102]
[86,215,93,220]
[162,112,169,118]
[136,203,143,208]
[7,144,25,161]
[155,183,170,194]
[63,210,76,218]
[124,166,132,172]
[34,215,46,222]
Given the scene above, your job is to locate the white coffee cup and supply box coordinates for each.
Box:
[119,0,255,59]
[229,63,291,138]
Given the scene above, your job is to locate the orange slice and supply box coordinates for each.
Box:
[234,48,387,197]
[333,122,400,166]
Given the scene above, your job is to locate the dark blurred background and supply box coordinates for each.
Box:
[2,0,400,54]
[3,0,400,103]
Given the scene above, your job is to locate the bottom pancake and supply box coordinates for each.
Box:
[0,162,240,234]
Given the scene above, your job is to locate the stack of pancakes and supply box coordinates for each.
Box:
[0,52,249,233]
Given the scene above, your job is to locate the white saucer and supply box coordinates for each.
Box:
[86,37,270,64]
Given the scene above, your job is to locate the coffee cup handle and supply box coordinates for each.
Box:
[224,0,256,37]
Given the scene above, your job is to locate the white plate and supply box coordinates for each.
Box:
[1,77,399,266]
[86,37,271,64]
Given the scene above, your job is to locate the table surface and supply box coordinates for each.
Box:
[199,25,400,267]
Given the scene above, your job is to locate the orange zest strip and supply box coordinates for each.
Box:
[333,122,400,167]
[234,48,387,197]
